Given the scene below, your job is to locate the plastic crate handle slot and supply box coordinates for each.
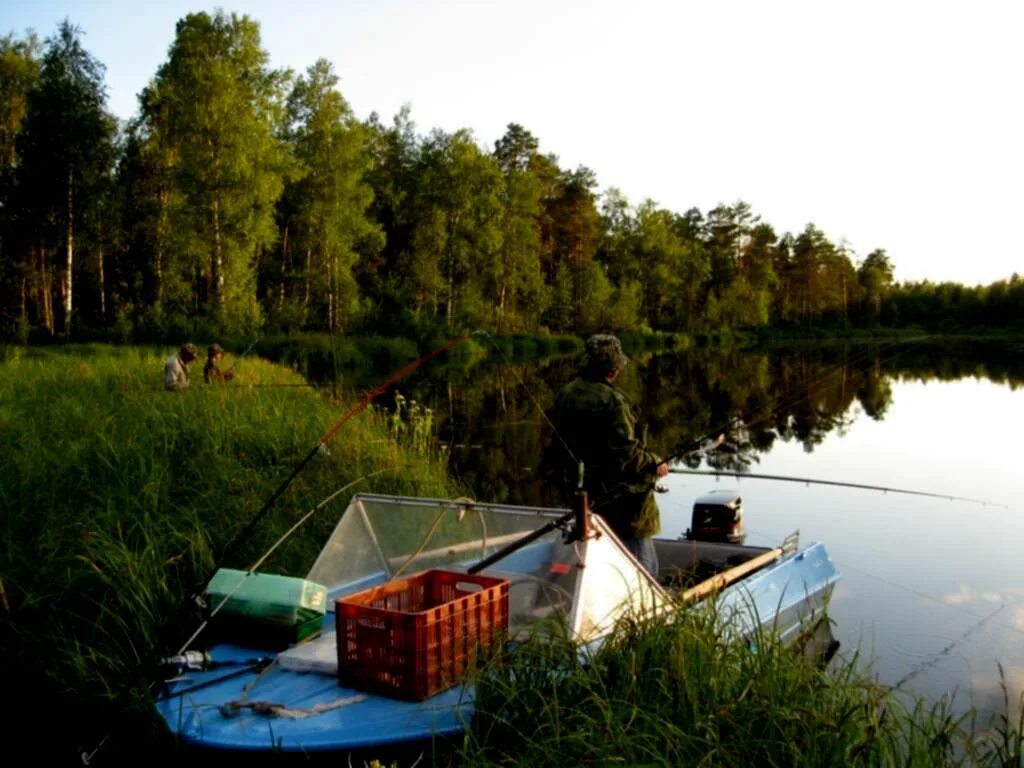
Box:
[356,616,389,630]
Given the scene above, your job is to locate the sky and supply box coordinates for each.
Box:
[4,0,1023,286]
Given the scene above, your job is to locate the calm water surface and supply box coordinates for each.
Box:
[659,376,1024,720]
[351,341,1024,719]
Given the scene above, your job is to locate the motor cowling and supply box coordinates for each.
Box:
[685,489,746,543]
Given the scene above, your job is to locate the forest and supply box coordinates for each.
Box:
[1,12,1021,345]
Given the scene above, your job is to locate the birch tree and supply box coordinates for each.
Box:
[143,11,287,333]
[17,21,115,336]
[278,59,381,331]
[0,33,40,340]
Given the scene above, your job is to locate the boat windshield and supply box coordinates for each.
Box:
[306,494,667,641]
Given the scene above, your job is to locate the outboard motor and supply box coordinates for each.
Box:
[685,489,746,543]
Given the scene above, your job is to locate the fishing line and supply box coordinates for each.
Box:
[389,497,490,582]
[223,336,261,377]
[214,332,479,573]
[178,471,393,655]
[667,469,1007,508]
[838,556,1011,692]
[471,330,581,473]
[744,525,1024,643]
[890,601,1003,689]
[836,557,1024,643]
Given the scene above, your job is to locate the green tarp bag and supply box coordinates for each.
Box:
[204,568,328,648]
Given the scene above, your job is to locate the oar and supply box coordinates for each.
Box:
[669,468,1007,508]
[679,546,784,604]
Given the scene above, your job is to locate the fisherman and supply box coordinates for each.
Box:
[203,343,235,384]
[164,343,198,391]
[548,333,668,576]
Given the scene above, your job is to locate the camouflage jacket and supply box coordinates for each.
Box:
[548,375,662,538]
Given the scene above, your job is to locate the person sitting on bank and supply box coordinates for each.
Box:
[204,343,235,384]
[164,343,198,391]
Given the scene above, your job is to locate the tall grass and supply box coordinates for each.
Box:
[0,345,463,757]
[458,605,1024,767]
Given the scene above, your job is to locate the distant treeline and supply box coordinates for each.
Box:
[1,13,1021,345]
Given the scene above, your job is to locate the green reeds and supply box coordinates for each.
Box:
[458,603,1023,767]
[0,345,463,756]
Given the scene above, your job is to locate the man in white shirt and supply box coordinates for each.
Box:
[164,343,198,391]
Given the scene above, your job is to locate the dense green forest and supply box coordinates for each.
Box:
[1,12,1021,345]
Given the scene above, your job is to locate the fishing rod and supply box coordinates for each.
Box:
[468,492,586,574]
[155,657,273,700]
[85,337,477,764]
[668,468,1008,508]
[224,336,261,376]
[180,471,390,653]
[213,332,480,573]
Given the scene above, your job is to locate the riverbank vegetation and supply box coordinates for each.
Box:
[2,14,1022,349]
[459,608,1024,767]
[0,346,463,756]
[2,346,1022,763]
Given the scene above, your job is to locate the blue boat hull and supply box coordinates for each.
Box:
[156,539,839,752]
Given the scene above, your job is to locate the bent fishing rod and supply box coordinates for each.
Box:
[668,468,1008,508]
[213,331,481,573]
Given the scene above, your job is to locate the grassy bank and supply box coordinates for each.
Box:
[0,344,463,757]
[459,607,1024,767]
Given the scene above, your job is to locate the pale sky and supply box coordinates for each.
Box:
[4,0,1023,285]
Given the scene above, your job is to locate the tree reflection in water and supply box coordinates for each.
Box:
[310,338,1024,508]
[294,337,1024,507]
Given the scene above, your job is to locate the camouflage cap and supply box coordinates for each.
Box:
[580,334,629,374]
[180,342,198,359]
[208,343,224,356]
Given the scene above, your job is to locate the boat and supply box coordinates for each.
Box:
[154,491,840,753]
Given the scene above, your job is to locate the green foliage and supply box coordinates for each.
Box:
[270,59,382,332]
[256,332,419,383]
[1,17,1021,343]
[12,21,117,337]
[0,346,462,755]
[459,606,1023,767]
[138,11,288,333]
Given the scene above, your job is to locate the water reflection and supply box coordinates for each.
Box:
[355,339,1020,509]
[281,338,1024,509]
[290,338,1024,719]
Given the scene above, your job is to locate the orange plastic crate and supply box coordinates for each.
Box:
[335,569,509,700]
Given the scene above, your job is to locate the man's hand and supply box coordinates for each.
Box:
[656,461,669,478]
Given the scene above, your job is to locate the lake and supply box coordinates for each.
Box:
[344,337,1024,720]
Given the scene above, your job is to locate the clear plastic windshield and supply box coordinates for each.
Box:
[306,494,668,641]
